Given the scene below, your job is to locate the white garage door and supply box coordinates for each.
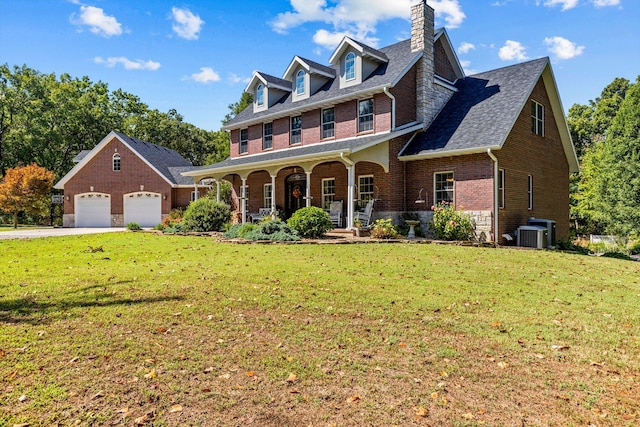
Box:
[123,192,162,227]
[75,193,111,227]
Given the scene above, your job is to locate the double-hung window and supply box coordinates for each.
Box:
[263,123,273,150]
[322,108,335,139]
[345,52,356,81]
[112,153,121,171]
[528,175,533,210]
[531,100,544,136]
[322,178,335,209]
[358,175,374,208]
[434,172,454,204]
[358,98,374,133]
[290,116,302,145]
[498,169,505,209]
[296,70,305,95]
[263,183,272,209]
[239,129,248,154]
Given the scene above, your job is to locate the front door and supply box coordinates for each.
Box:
[285,173,306,219]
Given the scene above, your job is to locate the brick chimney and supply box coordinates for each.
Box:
[411,0,436,129]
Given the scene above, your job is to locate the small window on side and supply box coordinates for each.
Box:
[531,100,544,136]
[498,169,505,209]
[296,70,305,95]
[256,84,264,107]
[112,153,121,171]
[345,52,356,81]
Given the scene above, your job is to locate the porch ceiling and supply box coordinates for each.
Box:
[182,124,422,181]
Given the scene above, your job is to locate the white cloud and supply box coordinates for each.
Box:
[72,5,122,37]
[539,0,579,10]
[459,59,478,75]
[271,0,465,50]
[171,7,204,40]
[458,42,475,54]
[591,0,620,6]
[228,73,251,84]
[190,67,220,83]
[544,36,585,59]
[498,40,528,61]
[94,56,160,71]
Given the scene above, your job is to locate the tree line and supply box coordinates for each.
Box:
[0,64,233,181]
[568,75,640,237]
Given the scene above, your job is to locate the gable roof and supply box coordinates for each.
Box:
[399,57,579,173]
[245,71,292,93]
[54,131,194,189]
[329,37,389,65]
[283,56,336,81]
[224,38,420,130]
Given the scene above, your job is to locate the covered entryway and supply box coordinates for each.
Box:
[75,193,111,227]
[123,192,162,227]
[285,173,307,218]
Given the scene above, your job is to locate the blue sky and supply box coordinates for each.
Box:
[1,0,638,131]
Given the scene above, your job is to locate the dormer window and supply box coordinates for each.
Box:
[296,70,305,95]
[112,153,121,171]
[345,52,356,81]
[256,84,264,107]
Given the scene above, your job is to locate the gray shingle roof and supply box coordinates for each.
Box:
[225,39,419,128]
[400,57,549,157]
[260,72,292,90]
[113,132,194,185]
[297,56,336,77]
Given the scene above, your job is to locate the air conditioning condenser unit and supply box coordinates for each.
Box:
[517,225,548,249]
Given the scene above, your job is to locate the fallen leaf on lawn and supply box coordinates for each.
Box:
[398,342,407,348]
[69,356,79,363]
[415,406,428,417]
[169,404,182,413]
[18,395,28,402]
[497,361,508,369]
[116,407,130,414]
[289,388,300,394]
[245,371,255,377]
[440,370,448,378]
[145,359,155,364]
[12,423,30,427]
[173,312,182,317]
[91,390,105,400]
[552,345,570,351]
[431,391,438,400]
[286,373,298,383]
[534,353,545,359]
[218,373,231,380]
[491,321,501,328]
[204,367,215,373]
[622,413,637,420]
[462,413,474,420]
[202,388,211,393]
[156,327,167,333]
[134,414,149,425]
[347,395,360,403]
[144,369,157,379]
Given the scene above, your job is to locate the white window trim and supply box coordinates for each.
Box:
[531,100,544,137]
[357,174,374,207]
[296,70,305,95]
[263,122,273,150]
[345,52,356,81]
[239,128,248,154]
[322,107,335,139]
[112,153,121,171]
[434,171,455,205]
[322,178,335,210]
[290,116,302,145]
[256,84,264,107]
[358,98,374,133]
[498,168,505,209]
[528,175,533,210]
[263,183,272,209]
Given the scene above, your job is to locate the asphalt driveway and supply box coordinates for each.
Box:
[0,227,126,240]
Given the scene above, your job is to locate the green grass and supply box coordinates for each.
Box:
[0,233,638,426]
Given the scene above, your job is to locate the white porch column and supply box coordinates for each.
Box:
[270,174,277,218]
[241,178,247,225]
[216,180,221,203]
[346,165,355,229]
[305,171,312,207]
[194,182,199,201]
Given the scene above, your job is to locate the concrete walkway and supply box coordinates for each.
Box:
[0,227,126,240]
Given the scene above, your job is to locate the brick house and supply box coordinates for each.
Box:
[54,131,207,227]
[182,0,579,243]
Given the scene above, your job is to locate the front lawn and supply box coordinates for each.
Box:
[1,233,638,426]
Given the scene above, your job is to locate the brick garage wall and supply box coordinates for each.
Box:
[62,136,173,226]
[496,77,570,241]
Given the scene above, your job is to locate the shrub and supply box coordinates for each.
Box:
[601,251,633,261]
[627,239,640,255]
[370,218,400,239]
[223,223,257,239]
[182,198,231,232]
[287,206,334,239]
[430,202,475,241]
[126,222,141,231]
[245,219,300,241]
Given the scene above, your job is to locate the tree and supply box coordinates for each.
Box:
[0,163,54,228]
[222,91,253,125]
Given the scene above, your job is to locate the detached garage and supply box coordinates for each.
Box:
[54,131,204,228]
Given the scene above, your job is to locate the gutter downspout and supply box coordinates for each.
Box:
[487,149,498,245]
[383,86,396,131]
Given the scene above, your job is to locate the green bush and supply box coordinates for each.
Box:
[627,239,640,255]
[245,219,300,241]
[601,251,633,261]
[182,198,231,232]
[287,206,334,239]
[126,222,142,231]
[223,223,257,239]
[370,218,400,239]
[430,202,475,241]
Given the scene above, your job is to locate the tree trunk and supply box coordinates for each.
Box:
[13,212,18,228]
